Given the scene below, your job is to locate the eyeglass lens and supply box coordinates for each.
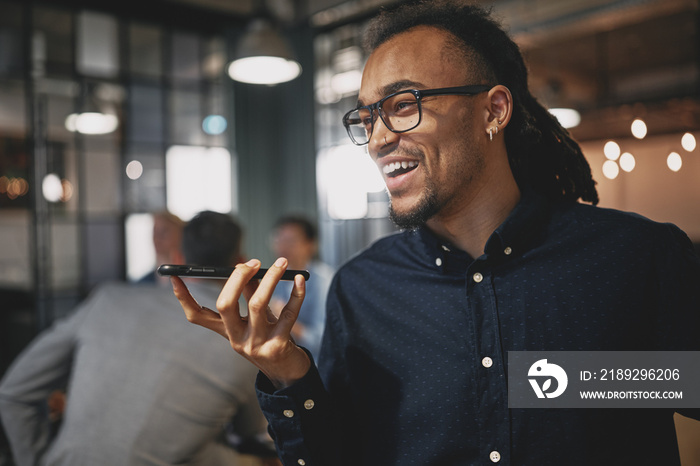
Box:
[346,91,421,145]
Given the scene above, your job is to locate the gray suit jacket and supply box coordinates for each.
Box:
[0,281,267,466]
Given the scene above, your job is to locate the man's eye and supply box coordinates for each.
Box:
[393,100,418,113]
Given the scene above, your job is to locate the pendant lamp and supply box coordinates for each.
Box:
[227,18,302,85]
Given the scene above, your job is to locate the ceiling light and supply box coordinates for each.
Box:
[667,152,682,172]
[619,152,635,172]
[42,174,63,202]
[227,19,301,85]
[65,112,118,135]
[602,160,619,180]
[603,141,621,161]
[631,119,647,139]
[681,133,696,152]
[548,108,581,128]
[64,84,119,135]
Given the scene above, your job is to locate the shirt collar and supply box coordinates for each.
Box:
[484,189,551,258]
[415,190,552,274]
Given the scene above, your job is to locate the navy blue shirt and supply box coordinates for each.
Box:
[257,193,700,466]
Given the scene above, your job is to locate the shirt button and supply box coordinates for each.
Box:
[283,409,294,418]
[473,272,483,283]
[504,246,512,255]
[435,257,443,266]
[304,399,315,410]
[482,357,493,368]
[297,460,306,465]
[490,451,501,463]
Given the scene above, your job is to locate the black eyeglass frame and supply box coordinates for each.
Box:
[342,84,492,146]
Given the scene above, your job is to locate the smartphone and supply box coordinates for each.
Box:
[157,264,310,281]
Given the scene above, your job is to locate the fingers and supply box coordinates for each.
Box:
[247,257,289,328]
[171,277,229,339]
[217,259,262,338]
[275,274,306,337]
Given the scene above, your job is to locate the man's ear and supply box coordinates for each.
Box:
[484,85,512,136]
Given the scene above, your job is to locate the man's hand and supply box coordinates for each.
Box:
[172,257,311,389]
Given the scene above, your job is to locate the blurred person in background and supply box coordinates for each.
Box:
[0,211,278,466]
[268,215,334,360]
[137,211,186,285]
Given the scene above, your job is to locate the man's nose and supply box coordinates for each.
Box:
[368,116,397,155]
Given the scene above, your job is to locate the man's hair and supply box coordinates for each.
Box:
[364,0,599,204]
[182,211,243,266]
[274,215,318,243]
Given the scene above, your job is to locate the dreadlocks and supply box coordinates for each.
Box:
[364,0,599,205]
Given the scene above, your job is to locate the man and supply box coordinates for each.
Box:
[0,211,274,465]
[136,211,186,285]
[269,215,334,360]
[172,2,700,465]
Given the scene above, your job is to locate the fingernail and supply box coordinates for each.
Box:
[274,257,286,267]
[246,259,259,267]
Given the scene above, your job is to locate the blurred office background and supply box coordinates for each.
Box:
[0,0,698,461]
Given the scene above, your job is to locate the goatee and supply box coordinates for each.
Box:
[388,189,440,230]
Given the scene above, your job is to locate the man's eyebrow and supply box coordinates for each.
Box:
[357,80,425,107]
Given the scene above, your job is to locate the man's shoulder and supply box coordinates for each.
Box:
[90,281,178,304]
[557,202,693,249]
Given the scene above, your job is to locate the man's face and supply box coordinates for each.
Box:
[359,26,488,229]
[272,224,314,269]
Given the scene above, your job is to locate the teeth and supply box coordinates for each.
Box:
[382,160,417,175]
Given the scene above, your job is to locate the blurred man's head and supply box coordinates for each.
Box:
[271,216,318,270]
[152,211,185,263]
[182,211,243,266]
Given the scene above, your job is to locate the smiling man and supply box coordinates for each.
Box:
[173,1,700,465]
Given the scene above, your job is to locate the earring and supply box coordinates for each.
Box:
[497,119,503,125]
[489,128,493,141]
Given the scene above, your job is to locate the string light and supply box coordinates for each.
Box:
[681,133,696,152]
[619,152,635,172]
[602,160,620,179]
[631,119,647,139]
[603,141,621,160]
[667,152,682,172]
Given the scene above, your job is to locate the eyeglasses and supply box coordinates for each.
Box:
[342,85,491,146]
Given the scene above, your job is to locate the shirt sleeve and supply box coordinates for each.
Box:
[0,307,86,466]
[255,352,341,466]
[654,223,700,421]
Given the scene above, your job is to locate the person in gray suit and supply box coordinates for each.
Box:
[0,211,275,466]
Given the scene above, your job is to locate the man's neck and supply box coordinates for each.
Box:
[425,173,521,259]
